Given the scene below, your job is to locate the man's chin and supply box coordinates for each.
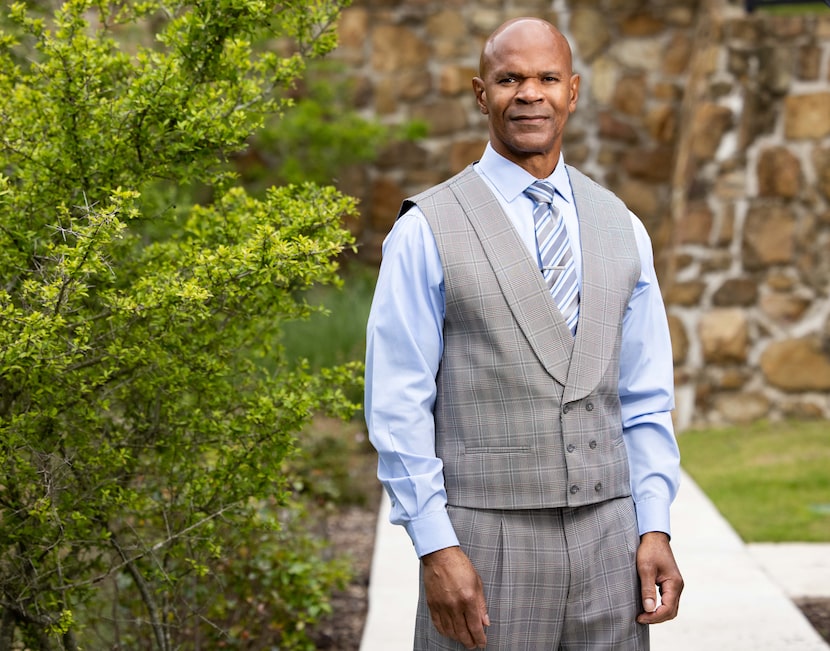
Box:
[504,139,558,158]
[503,129,557,149]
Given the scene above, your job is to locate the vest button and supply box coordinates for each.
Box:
[594,482,603,492]
[563,404,571,414]
[569,484,579,494]
[567,443,576,453]
[585,402,594,411]
[589,440,597,450]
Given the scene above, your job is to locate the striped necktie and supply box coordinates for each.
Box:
[525,180,580,335]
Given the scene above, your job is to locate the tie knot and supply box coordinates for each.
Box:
[525,180,556,206]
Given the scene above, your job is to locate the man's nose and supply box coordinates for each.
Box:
[516,79,543,102]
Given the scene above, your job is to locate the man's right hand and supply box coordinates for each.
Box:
[421,546,490,649]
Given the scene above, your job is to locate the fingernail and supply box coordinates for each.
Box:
[644,598,656,612]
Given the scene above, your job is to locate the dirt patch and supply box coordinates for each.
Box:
[797,598,830,644]
[309,500,380,650]
[307,427,382,651]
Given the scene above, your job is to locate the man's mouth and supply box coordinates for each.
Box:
[512,115,548,123]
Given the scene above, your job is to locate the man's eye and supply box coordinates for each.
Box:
[498,77,516,84]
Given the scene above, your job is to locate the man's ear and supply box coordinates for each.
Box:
[472,77,488,115]
[568,73,580,114]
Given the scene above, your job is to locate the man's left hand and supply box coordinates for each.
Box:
[635,531,684,624]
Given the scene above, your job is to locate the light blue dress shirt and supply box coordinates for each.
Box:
[365,144,680,559]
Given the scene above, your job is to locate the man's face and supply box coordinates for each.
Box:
[473,21,580,175]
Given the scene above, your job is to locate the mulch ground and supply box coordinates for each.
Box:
[798,598,830,644]
[310,501,380,650]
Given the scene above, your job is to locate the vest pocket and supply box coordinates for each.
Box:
[463,446,532,455]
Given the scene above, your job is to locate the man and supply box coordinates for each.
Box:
[364,17,683,651]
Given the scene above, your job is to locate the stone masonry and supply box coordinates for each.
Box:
[331,0,830,428]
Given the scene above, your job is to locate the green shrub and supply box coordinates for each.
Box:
[0,1,367,648]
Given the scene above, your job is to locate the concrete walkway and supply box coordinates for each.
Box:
[361,470,830,650]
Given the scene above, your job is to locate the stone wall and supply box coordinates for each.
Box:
[331,0,830,428]
[667,3,830,427]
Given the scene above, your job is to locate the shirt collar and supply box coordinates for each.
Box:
[476,143,573,204]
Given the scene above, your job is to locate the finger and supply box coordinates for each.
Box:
[438,601,487,649]
[464,608,488,649]
[639,572,658,615]
[638,597,678,624]
[480,598,491,627]
[445,609,477,650]
[657,577,682,619]
[638,602,673,624]
[431,605,463,642]
[430,610,450,640]
[642,588,658,615]
[637,578,682,624]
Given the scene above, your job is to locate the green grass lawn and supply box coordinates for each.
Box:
[679,419,830,542]
[279,261,377,372]
[751,3,830,15]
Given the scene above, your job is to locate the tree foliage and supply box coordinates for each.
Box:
[0,1,362,648]
[253,61,392,188]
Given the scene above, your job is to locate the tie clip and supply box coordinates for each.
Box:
[542,265,566,271]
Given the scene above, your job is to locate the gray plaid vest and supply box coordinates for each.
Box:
[401,165,641,509]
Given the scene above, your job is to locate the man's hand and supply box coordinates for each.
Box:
[421,546,490,649]
[636,531,684,624]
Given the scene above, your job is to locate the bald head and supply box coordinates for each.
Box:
[471,16,580,177]
[479,18,574,79]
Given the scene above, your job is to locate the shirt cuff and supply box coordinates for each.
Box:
[634,496,673,538]
[405,508,460,558]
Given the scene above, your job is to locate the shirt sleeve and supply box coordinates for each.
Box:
[619,214,681,537]
[364,206,459,558]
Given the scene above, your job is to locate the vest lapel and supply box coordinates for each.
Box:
[448,168,573,386]
[563,166,634,404]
